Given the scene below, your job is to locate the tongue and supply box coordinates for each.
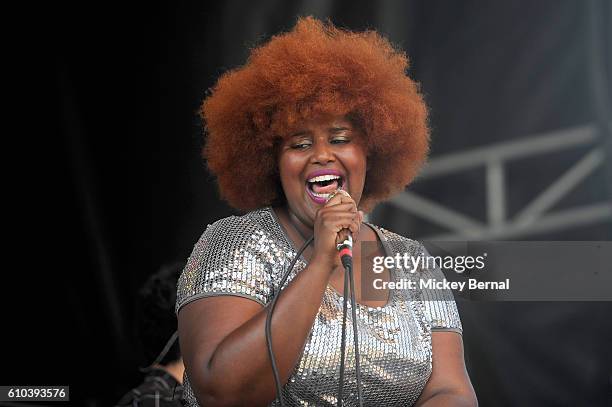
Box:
[312,180,339,194]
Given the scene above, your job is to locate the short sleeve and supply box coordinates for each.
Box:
[175,215,273,314]
[416,244,463,334]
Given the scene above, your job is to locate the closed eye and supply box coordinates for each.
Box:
[291,142,311,149]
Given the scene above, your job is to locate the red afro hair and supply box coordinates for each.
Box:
[202,16,429,212]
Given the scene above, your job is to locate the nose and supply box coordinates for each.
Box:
[310,139,335,164]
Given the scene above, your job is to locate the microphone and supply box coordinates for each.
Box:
[337,233,353,269]
[326,189,355,270]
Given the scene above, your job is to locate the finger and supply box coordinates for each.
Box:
[323,212,359,227]
[316,201,353,218]
[336,228,351,245]
[335,189,352,199]
[338,220,360,241]
[352,219,361,234]
[332,220,355,232]
[325,193,357,210]
[347,222,359,235]
[325,190,355,207]
[321,203,358,213]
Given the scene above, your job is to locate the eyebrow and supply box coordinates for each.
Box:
[289,131,309,138]
[289,126,352,138]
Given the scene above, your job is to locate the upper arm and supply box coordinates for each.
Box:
[415,332,477,406]
[178,296,263,398]
[175,215,274,368]
[174,216,276,402]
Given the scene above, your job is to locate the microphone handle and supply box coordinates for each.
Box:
[337,233,353,269]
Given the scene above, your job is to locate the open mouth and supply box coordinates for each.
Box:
[306,173,345,203]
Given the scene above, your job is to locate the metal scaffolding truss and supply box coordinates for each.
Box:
[387,123,612,240]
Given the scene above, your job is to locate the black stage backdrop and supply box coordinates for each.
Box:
[6,1,611,406]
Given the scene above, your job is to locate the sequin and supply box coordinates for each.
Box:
[176,207,462,406]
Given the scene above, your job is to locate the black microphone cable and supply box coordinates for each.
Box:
[338,255,350,404]
[266,233,364,407]
[337,236,363,407]
[266,235,314,407]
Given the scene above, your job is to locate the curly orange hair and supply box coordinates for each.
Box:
[202,16,429,212]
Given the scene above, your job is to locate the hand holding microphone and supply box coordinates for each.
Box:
[312,189,363,272]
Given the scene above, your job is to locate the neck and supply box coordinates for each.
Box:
[285,207,313,241]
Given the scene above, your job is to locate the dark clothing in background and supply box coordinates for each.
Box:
[116,367,184,406]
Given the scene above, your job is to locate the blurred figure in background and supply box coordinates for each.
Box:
[116,262,186,406]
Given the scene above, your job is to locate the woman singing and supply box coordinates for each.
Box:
[176,17,476,406]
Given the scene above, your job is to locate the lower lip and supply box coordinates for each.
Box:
[306,187,328,205]
[305,184,344,205]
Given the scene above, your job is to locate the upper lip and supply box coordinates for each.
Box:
[305,169,345,182]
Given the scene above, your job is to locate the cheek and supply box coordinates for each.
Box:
[278,154,302,189]
[342,148,367,198]
[348,148,368,177]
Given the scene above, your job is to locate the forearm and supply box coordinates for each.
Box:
[200,257,334,405]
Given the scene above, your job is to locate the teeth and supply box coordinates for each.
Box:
[310,185,343,199]
[308,174,341,183]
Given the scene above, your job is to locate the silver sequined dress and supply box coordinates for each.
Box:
[176,207,462,406]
